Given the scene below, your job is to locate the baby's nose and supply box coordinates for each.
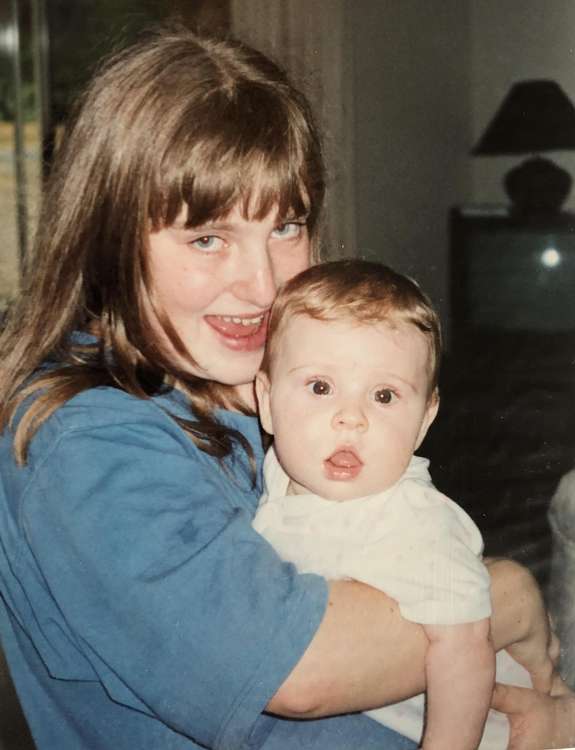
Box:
[332,403,368,431]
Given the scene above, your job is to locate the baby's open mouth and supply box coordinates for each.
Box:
[323,448,363,481]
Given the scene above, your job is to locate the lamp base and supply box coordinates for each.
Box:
[504,156,571,215]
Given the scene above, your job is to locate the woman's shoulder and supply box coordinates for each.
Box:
[51,385,184,433]
[55,386,260,439]
[7,386,194,473]
[29,385,261,466]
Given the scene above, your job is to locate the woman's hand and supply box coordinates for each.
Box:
[491,679,575,750]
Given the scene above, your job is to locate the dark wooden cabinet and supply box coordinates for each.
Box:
[423,208,575,588]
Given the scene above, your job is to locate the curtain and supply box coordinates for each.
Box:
[230,0,356,259]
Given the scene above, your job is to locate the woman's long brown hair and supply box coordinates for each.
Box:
[0,26,325,466]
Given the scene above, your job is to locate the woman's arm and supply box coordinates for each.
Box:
[268,578,427,717]
[268,558,551,718]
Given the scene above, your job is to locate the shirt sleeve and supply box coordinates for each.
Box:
[344,484,492,626]
[21,409,328,750]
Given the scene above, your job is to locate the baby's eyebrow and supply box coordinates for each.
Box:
[394,380,418,394]
[378,373,418,393]
[286,364,320,375]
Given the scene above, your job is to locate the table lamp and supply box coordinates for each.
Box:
[472,80,575,214]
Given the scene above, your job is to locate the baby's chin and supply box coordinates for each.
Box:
[287,477,396,503]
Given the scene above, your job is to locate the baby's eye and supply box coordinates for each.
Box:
[373,388,395,405]
[190,235,224,252]
[307,379,332,396]
[272,221,304,239]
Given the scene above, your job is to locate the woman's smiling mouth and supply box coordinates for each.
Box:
[205,313,269,351]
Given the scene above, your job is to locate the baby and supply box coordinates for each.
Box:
[253,259,552,750]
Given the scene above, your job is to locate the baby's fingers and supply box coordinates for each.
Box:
[548,622,560,667]
[529,660,554,695]
[551,673,572,697]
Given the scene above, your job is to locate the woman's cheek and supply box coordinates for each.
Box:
[172,275,217,315]
[273,241,311,284]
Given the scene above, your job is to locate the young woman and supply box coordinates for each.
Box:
[0,26,560,749]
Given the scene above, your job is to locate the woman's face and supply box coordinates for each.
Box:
[147,202,311,397]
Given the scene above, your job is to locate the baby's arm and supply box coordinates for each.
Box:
[422,618,495,750]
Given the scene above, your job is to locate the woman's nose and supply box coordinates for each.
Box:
[231,248,277,308]
[332,403,368,432]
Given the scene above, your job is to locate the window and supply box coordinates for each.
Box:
[0,0,46,309]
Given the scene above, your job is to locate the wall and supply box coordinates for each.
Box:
[351,1,471,330]
[470,0,575,211]
[112,1,575,341]
[230,2,472,333]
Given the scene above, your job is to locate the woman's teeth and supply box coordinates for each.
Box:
[220,315,264,326]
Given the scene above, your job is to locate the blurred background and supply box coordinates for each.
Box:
[2,0,575,610]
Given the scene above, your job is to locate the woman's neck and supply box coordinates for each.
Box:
[232,382,257,412]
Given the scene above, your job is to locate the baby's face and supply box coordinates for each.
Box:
[257,315,438,501]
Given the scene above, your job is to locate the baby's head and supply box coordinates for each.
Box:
[256,260,442,501]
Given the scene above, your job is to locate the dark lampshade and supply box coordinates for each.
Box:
[472,80,575,155]
[472,80,575,214]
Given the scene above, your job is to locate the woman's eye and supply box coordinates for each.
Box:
[272,221,304,239]
[374,388,395,405]
[307,379,332,396]
[190,235,223,252]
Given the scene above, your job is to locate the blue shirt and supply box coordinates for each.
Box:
[0,384,331,748]
[0,383,415,749]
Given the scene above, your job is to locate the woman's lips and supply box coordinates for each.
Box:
[323,448,363,481]
[204,313,268,352]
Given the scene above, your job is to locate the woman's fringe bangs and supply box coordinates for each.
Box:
[153,103,314,230]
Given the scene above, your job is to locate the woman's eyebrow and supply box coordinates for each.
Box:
[282,211,309,221]
[172,208,310,231]
[173,219,230,232]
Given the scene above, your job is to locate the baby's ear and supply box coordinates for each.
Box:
[255,371,274,435]
[415,389,439,450]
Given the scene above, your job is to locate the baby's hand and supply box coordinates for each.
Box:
[524,653,554,695]
[506,613,556,694]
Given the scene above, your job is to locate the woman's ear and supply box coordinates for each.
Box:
[415,389,439,450]
[255,371,274,435]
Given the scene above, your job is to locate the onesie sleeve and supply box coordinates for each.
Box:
[20,401,328,750]
[346,484,492,626]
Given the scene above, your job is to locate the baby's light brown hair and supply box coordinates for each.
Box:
[261,259,442,399]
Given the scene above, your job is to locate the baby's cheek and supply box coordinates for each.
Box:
[372,424,413,466]
[274,413,322,464]
[279,401,316,432]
